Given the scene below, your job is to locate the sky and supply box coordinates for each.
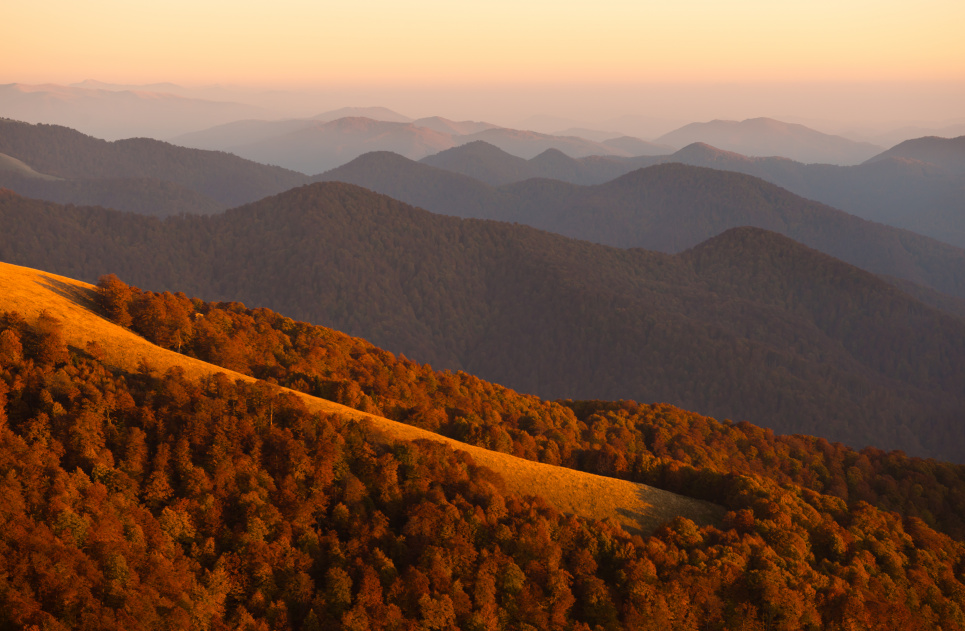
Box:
[4,0,964,130]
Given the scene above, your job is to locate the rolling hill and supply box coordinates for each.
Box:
[2,184,965,461]
[0,118,310,215]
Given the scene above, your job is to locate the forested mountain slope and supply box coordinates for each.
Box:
[2,185,964,460]
[4,261,965,629]
[0,261,716,535]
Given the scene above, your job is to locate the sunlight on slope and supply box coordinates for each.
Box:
[0,261,723,534]
[0,153,63,181]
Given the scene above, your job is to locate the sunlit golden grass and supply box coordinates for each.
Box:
[0,261,724,534]
[0,152,63,181]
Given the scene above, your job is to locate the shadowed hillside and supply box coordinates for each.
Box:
[2,185,965,460]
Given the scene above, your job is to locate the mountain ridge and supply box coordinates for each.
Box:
[2,184,964,460]
[656,117,883,165]
[0,259,719,535]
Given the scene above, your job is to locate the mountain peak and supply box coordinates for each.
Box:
[865,135,965,174]
[313,106,411,123]
[656,118,882,165]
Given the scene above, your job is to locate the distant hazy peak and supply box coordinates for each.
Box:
[313,106,412,123]
[670,142,753,162]
[656,117,882,165]
[864,135,965,174]
[422,140,520,162]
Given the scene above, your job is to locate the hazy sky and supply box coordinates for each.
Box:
[4,0,964,128]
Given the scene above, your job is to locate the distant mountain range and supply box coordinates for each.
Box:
[0,82,268,140]
[0,118,307,215]
[3,118,964,303]
[170,116,660,174]
[2,184,964,461]
[172,114,874,173]
[319,152,965,305]
[411,139,965,249]
[655,117,883,165]
[419,141,656,186]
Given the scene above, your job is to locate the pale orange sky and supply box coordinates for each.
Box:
[5,0,964,85]
[3,0,964,127]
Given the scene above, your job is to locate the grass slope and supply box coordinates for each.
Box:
[0,260,721,534]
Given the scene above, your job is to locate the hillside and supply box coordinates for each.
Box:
[2,185,965,461]
[656,142,965,249]
[318,155,965,302]
[865,135,965,175]
[5,265,965,629]
[0,118,310,214]
[0,260,716,535]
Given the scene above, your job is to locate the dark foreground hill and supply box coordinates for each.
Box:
[0,118,310,215]
[2,184,965,460]
[5,263,965,629]
[320,155,965,302]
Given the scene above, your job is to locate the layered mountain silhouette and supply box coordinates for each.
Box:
[417,139,965,249]
[654,142,965,249]
[0,118,309,215]
[419,141,658,186]
[655,117,883,165]
[171,115,643,174]
[2,184,964,460]
[319,154,965,303]
[0,82,267,140]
